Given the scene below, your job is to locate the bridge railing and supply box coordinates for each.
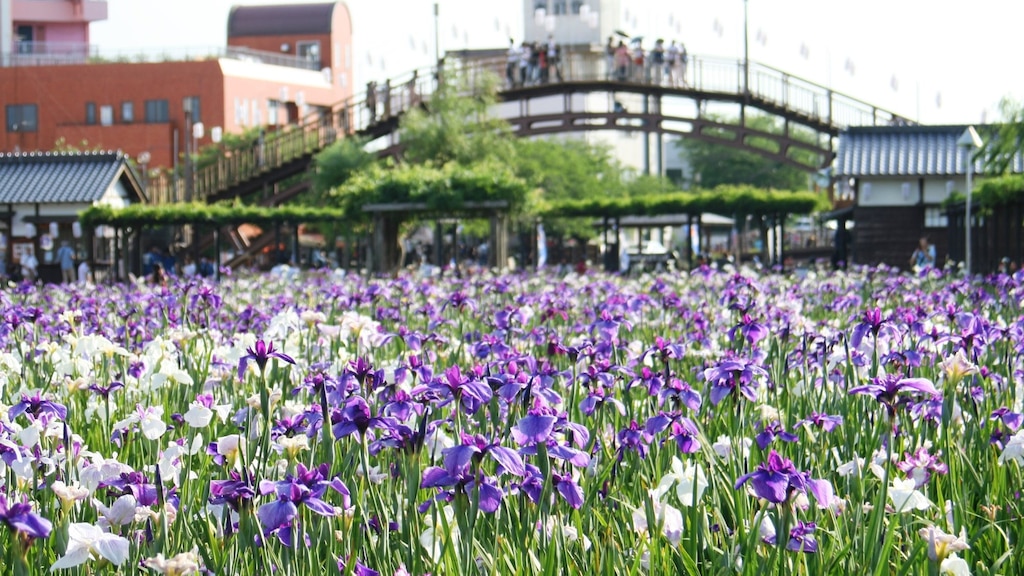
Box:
[149,66,437,203]
[147,50,907,204]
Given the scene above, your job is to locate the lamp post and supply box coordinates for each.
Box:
[958,125,983,276]
[137,151,150,198]
[743,0,749,96]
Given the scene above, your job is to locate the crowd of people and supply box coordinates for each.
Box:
[143,246,216,286]
[505,35,689,88]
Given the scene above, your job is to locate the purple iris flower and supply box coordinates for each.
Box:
[645,413,701,454]
[100,471,158,506]
[87,381,125,399]
[0,493,51,541]
[257,463,349,546]
[617,420,652,460]
[552,472,584,509]
[631,366,664,396]
[850,307,900,348]
[8,391,67,423]
[331,396,392,440]
[992,407,1023,431]
[764,520,818,553]
[754,421,799,451]
[896,446,948,487]
[417,365,493,415]
[513,413,558,445]
[728,314,769,345]
[209,470,256,512]
[421,434,525,513]
[442,434,526,478]
[795,412,844,433]
[735,450,831,505]
[336,558,379,576]
[703,357,767,406]
[848,374,938,413]
[658,378,702,412]
[237,338,295,381]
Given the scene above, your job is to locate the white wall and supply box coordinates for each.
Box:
[102,179,133,208]
[10,203,90,237]
[858,179,917,207]
[924,178,957,204]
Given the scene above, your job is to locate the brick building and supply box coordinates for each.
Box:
[1,1,352,169]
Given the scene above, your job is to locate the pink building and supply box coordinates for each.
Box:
[1,1,354,174]
[1,0,108,62]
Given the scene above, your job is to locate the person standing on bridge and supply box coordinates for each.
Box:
[366,81,377,123]
[679,43,689,87]
[651,39,666,85]
[519,41,531,87]
[380,80,391,119]
[666,40,680,86]
[605,36,616,80]
[614,41,630,82]
[506,39,520,88]
[547,35,563,83]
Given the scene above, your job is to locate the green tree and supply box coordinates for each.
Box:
[311,137,375,197]
[677,114,813,190]
[980,97,1023,175]
[397,69,514,166]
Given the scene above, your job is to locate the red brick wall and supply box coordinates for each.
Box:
[0,61,224,168]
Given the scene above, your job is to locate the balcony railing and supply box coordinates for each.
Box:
[1,42,321,70]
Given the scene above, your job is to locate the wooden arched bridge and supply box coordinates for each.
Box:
[146,51,909,206]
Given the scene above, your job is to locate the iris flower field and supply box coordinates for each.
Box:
[0,266,1021,575]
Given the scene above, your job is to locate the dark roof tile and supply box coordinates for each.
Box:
[0,151,129,204]
[836,124,1024,177]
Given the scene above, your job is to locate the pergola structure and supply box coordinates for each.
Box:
[79,203,347,281]
[362,200,510,274]
[539,187,826,271]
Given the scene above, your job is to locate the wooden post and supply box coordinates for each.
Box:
[113,227,120,283]
[687,213,695,270]
[214,226,222,281]
[434,220,443,274]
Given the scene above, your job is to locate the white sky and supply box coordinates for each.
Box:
[90,0,1024,125]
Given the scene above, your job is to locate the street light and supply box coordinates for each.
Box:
[958,125,983,276]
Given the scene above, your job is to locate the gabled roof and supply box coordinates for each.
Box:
[228,3,338,37]
[0,151,146,204]
[836,124,1024,178]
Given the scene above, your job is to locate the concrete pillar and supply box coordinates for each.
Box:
[0,0,11,68]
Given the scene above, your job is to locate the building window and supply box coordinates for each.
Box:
[145,99,169,123]
[552,0,566,15]
[924,206,948,228]
[297,41,321,64]
[100,105,113,127]
[122,102,134,123]
[535,1,548,11]
[183,96,201,122]
[571,1,583,14]
[85,102,96,125]
[267,100,278,125]
[5,104,37,132]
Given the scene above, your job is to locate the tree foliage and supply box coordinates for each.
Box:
[398,70,514,166]
[540,185,827,219]
[80,202,348,228]
[330,161,531,224]
[311,137,375,197]
[677,114,812,190]
[980,98,1024,175]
